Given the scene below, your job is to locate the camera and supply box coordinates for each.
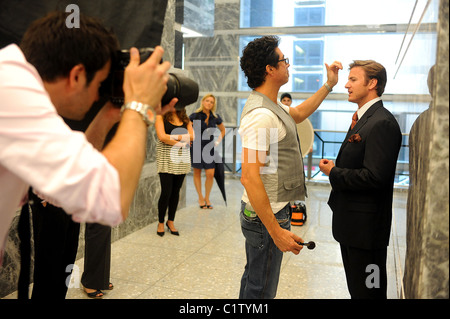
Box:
[101,48,199,110]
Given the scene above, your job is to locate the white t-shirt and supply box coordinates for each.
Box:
[238,96,291,214]
[0,44,122,264]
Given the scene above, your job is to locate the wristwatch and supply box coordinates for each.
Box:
[120,101,155,126]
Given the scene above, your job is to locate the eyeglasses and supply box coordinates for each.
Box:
[278,57,289,65]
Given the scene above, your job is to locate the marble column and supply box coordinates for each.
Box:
[183,0,241,126]
[403,0,449,299]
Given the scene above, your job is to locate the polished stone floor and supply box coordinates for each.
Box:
[4,175,407,299]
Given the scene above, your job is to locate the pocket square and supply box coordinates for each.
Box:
[348,133,362,143]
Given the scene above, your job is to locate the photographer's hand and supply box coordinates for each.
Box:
[123,46,171,112]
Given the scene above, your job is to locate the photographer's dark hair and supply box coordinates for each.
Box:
[240,36,280,89]
[20,11,119,85]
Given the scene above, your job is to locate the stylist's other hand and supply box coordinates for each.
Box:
[123,46,171,113]
[272,228,303,255]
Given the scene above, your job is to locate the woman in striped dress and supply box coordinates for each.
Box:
[155,109,194,236]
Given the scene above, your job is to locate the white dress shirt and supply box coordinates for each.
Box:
[357,97,381,120]
[0,44,122,265]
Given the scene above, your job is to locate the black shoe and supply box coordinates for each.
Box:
[166,222,179,236]
[157,224,165,237]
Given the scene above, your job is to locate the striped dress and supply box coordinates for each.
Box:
[156,120,191,175]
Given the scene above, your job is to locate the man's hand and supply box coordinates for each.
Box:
[123,46,171,112]
[319,158,335,176]
[271,228,304,255]
[324,61,343,88]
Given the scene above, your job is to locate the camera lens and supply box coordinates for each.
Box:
[162,73,199,110]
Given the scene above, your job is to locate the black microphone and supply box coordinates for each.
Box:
[298,241,316,250]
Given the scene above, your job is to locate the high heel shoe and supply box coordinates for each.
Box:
[157,230,165,237]
[166,222,179,236]
[156,231,164,237]
[157,223,165,237]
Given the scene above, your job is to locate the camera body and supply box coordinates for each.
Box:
[101,48,199,110]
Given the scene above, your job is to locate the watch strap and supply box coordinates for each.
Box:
[121,101,155,126]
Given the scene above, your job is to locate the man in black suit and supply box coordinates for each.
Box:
[319,60,402,299]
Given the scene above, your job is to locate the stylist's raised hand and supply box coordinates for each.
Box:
[123,46,171,113]
[324,60,343,88]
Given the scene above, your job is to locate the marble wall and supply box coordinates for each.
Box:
[183,0,241,126]
[403,0,449,299]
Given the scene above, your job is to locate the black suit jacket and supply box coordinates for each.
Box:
[328,100,402,250]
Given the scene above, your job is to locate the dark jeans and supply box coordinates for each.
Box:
[239,201,291,299]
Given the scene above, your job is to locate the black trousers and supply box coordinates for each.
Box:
[30,193,80,299]
[339,244,388,299]
[158,173,186,223]
[81,223,111,290]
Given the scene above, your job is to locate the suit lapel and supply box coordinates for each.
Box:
[336,101,384,161]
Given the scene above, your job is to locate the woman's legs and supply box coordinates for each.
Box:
[204,168,215,208]
[166,174,186,232]
[158,173,172,232]
[158,173,186,233]
[193,167,205,206]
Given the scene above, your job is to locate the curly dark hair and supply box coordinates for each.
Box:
[240,36,280,89]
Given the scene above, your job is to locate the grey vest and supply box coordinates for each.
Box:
[240,91,306,202]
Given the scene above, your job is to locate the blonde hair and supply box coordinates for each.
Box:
[194,93,217,118]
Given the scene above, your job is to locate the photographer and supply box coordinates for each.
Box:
[0,10,176,267]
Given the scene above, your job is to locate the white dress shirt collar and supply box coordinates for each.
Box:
[357,97,381,120]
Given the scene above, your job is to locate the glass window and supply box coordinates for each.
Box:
[182,0,440,185]
[240,0,273,28]
[293,40,323,66]
[242,0,439,28]
[294,6,325,26]
[239,32,437,97]
[292,73,322,92]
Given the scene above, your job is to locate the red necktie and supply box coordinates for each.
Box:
[351,111,358,130]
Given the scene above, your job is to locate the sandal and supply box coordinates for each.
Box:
[206,204,213,209]
[199,202,207,209]
[84,288,104,299]
[107,282,114,290]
